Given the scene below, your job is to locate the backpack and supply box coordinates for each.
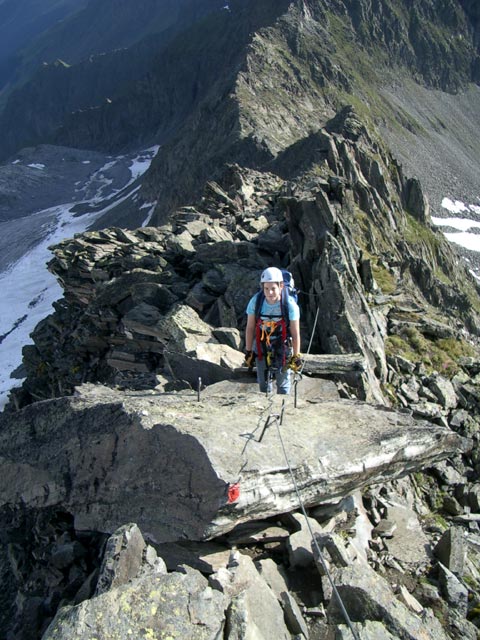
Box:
[280,269,298,304]
[254,270,298,367]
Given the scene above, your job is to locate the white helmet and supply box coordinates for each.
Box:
[260,267,283,284]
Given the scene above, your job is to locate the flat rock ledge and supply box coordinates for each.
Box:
[0,382,469,543]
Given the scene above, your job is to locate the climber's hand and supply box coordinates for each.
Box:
[288,353,303,372]
[244,350,256,369]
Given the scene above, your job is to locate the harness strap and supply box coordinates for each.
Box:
[260,320,279,347]
[255,317,288,366]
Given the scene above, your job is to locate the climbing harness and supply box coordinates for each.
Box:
[259,319,285,350]
[255,316,288,368]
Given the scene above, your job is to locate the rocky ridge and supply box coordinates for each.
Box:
[9,107,480,410]
[3,107,480,638]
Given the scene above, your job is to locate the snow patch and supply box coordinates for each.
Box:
[141,202,157,227]
[431,216,480,232]
[0,146,160,410]
[431,197,480,254]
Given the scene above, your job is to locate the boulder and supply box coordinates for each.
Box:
[211,551,291,639]
[287,513,325,568]
[328,562,450,640]
[382,501,431,567]
[425,375,458,410]
[397,585,424,615]
[212,327,242,350]
[0,383,470,543]
[94,523,146,596]
[164,345,244,388]
[156,303,216,353]
[43,566,227,640]
[437,562,468,616]
[313,532,352,569]
[94,523,166,597]
[255,558,289,599]
[433,527,466,576]
[280,590,309,638]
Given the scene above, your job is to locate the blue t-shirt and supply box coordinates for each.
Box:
[246,293,300,321]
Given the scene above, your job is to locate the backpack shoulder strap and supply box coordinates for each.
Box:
[254,290,265,318]
[281,287,290,331]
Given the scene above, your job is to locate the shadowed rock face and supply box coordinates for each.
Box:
[0,383,469,543]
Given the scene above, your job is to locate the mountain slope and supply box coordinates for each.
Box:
[1,0,478,204]
[0,36,165,159]
[0,0,226,157]
[139,0,480,219]
[0,0,86,90]
[15,0,224,72]
[0,0,479,225]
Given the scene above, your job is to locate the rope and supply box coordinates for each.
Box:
[273,416,360,640]
[302,306,320,373]
[291,304,320,404]
[238,401,359,636]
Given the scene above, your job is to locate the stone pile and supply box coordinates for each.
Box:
[34,480,480,640]
[386,353,480,505]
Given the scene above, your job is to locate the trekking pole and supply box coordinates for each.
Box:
[197,377,202,402]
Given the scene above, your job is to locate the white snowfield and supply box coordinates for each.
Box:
[0,146,159,409]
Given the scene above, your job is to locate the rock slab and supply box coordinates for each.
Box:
[0,383,469,543]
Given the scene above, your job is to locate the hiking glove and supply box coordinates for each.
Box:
[288,353,303,372]
[244,350,256,369]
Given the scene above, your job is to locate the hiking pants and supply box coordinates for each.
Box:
[256,357,292,394]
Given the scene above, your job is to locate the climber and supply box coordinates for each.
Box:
[244,267,302,394]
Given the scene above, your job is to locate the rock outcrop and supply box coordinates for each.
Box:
[1,2,480,638]
[33,489,480,640]
[0,382,469,543]
[1,0,478,219]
